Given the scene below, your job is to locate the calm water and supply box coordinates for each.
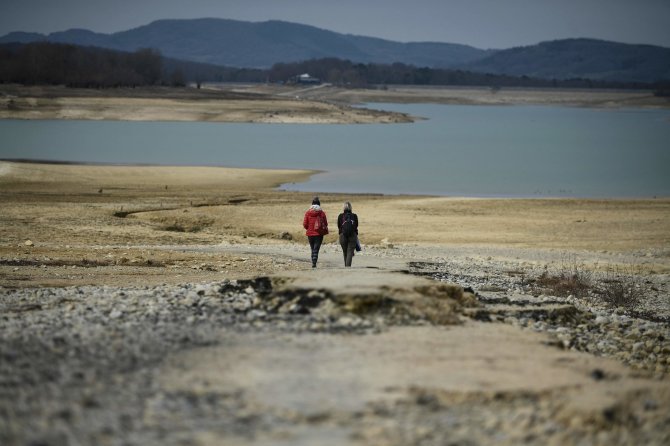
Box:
[1,104,668,197]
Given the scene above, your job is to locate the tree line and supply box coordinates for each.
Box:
[1,42,665,90]
[267,58,658,90]
[0,42,168,87]
[0,42,269,87]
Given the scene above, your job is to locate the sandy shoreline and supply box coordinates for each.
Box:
[0,84,412,124]
[2,84,668,125]
[1,160,669,288]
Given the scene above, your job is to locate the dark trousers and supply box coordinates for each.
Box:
[308,235,323,267]
[339,234,357,267]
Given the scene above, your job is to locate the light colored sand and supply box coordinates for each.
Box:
[0,161,314,190]
[1,161,669,287]
[2,84,667,126]
[0,85,412,124]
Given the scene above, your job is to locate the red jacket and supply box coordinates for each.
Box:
[303,206,329,236]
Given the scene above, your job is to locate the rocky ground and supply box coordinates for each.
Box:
[408,256,670,378]
[1,244,669,445]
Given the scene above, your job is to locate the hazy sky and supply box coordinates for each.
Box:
[2,0,669,49]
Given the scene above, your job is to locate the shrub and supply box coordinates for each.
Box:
[595,265,643,310]
[535,254,593,298]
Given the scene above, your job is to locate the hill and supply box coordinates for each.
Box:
[3,42,650,90]
[1,20,669,83]
[465,38,670,83]
[0,18,491,69]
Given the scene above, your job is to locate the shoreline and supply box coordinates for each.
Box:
[215,83,670,110]
[0,84,413,124]
[1,84,668,126]
[3,158,666,200]
[280,179,670,200]
[2,157,667,201]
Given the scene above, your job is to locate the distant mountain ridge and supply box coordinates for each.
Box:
[0,18,491,69]
[2,18,669,83]
[465,38,670,83]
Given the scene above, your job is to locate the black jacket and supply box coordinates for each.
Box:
[337,211,358,235]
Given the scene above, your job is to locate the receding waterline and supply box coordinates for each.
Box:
[1,103,668,198]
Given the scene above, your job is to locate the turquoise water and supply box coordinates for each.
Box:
[1,104,668,197]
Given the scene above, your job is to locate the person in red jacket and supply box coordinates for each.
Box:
[303,196,328,268]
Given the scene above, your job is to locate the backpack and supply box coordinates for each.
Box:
[314,212,328,235]
[341,213,355,237]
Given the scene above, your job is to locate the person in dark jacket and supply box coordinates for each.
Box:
[337,201,358,267]
[303,196,328,268]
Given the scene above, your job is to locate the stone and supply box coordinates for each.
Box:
[595,315,609,325]
[233,300,251,312]
[626,329,641,339]
[337,316,356,327]
[248,310,267,320]
[644,399,659,411]
[24,240,34,246]
[109,309,123,319]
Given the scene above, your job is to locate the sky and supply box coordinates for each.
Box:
[1,0,669,49]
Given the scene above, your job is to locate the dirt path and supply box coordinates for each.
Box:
[149,265,670,445]
[159,325,668,445]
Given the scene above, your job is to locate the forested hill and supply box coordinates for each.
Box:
[465,39,670,83]
[1,42,660,91]
[0,18,491,69]
[1,18,669,83]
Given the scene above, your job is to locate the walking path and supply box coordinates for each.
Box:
[146,242,670,445]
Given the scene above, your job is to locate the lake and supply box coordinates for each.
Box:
[1,103,669,197]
